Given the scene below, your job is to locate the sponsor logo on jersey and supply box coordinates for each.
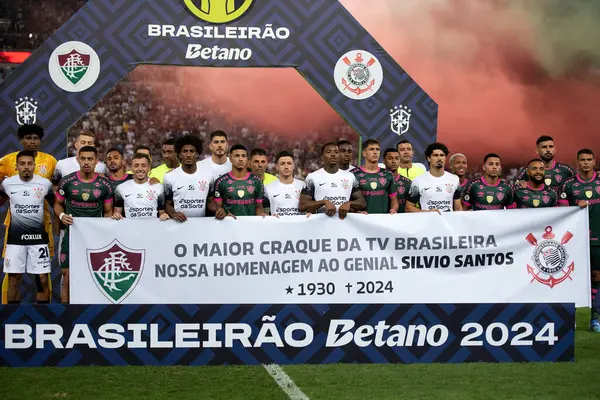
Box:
[15,96,38,125]
[532,199,540,207]
[334,50,383,100]
[486,195,493,204]
[586,191,593,199]
[237,190,245,198]
[525,226,574,288]
[87,239,145,304]
[82,193,90,201]
[182,0,255,24]
[370,181,377,190]
[48,41,101,92]
[390,105,411,136]
[545,178,552,186]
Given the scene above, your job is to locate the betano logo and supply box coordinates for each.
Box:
[183,0,255,24]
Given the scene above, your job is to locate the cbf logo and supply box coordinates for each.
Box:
[48,41,101,93]
[15,97,38,125]
[525,226,574,288]
[87,239,145,304]
[334,50,383,100]
[183,0,255,23]
[390,105,411,136]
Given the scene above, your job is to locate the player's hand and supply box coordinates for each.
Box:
[149,177,160,185]
[338,202,351,220]
[172,212,187,222]
[517,180,527,189]
[159,213,170,221]
[577,200,588,208]
[227,212,237,220]
[429,208,441,215]
[359,211,368,215]
[259,213,268,218]
[60,213,74,225]
[323,200,336,217]
[215,207,227,220]
[389,209,398,215]
[306,212,312,218]
[271,214,280,218]
[112,213,124,220]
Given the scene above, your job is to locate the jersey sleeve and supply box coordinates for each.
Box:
[462,181,474,206]
[103,180,114,203]
[558,181,570,205]
[453,179,461,200]
[563,163,576,177]
[504,184,515,209]
[56,177,68,201]
[163,175,174,201]
[407,180,421,204]
[516,167,528,182]
[114,185,124,208]
[157,185,166,210]
[387,174,398,198]
[301,173,315,199]
[255,178,264,204]
[52,161,63,184]
[550,188,559,207]
[213,176,224,202]
[0,155,8,178]
[350,174,360,194]
[46,156,57,179]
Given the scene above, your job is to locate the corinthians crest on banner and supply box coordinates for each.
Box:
[87,239,145,304]
[525,226,574,288]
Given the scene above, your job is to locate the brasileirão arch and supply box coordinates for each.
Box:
[0,0,437,301]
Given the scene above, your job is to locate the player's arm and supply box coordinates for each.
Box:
[406,183,427,213]
[103,181,114,218]
[461,182,473,211]
[156,187,169,221]
[558,182,571,207]
[504,185,515,209]
[255,180,266,217]
[164,178,187,222]
[341,185,366,217]
[452,185,463,211]
[388,179,399,214]
[207,178,227,220]
[53,190,73,226]
[298,176,335,216]
[0,160,7,207]
[112,186,125,220]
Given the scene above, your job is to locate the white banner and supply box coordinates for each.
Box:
[70,208,591,306]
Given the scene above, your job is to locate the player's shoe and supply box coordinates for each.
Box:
[590,319,600,333]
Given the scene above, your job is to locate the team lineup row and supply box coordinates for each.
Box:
[0,126,599,329]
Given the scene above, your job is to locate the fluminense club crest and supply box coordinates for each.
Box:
[48,41,100,93]
[87,239,145,304]
[390,105,412,136]
[15,96,38,125]
[525,226,574,288]
[334,50,383,100]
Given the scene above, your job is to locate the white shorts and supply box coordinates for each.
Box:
[3,244,51,274]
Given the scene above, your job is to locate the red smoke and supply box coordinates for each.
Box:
[136,0,600,167]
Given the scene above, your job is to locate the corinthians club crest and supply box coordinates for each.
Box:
[390,105,412,136]
[334,50,383,100]
[525,226,574,288]
[87,239,145,304]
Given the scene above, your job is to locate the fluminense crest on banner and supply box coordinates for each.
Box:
[48,41,101,93]
[526,226,574,288]
[15,97,38,125]
[87,239,145,304]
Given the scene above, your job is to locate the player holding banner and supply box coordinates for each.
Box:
[0,151,54,304]
[299,143,365,219]
[351,139,398,214]
[113,153,169,220]
[54,146,114,304]
[558,149,600,332]
[406,142,461,213]
[264,151,305,216]
[382,148,412,213]
[462,153,514,211]
[513,159,558,209]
